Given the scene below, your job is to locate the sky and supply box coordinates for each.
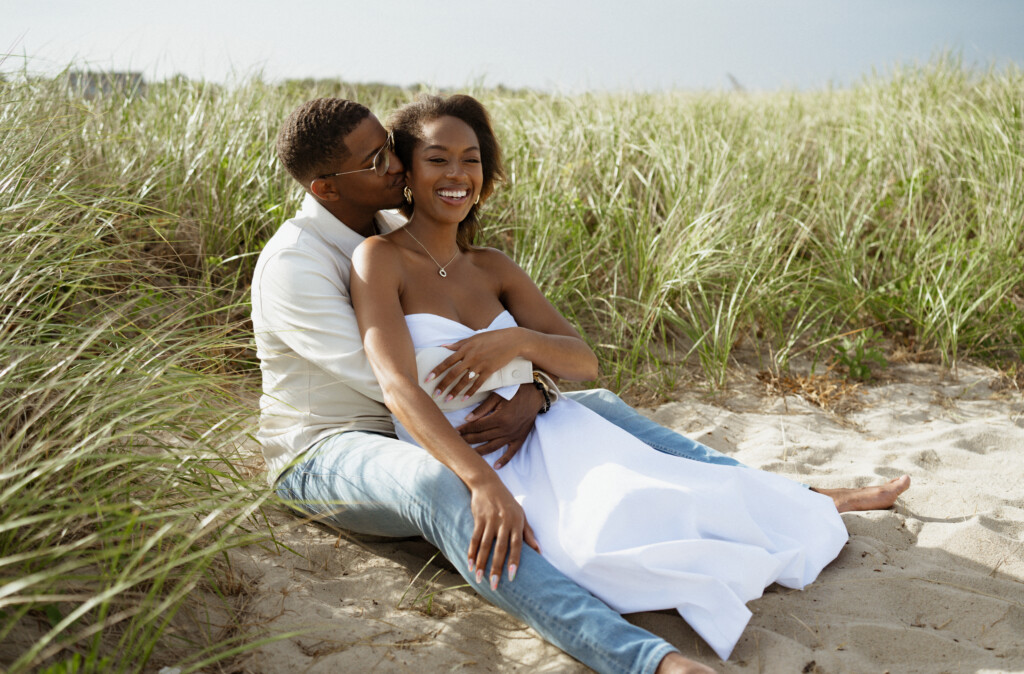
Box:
[3,0,1024,92]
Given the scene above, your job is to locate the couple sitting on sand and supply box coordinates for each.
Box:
[252,94,910,674]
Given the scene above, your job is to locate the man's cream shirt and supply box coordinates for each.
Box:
[252,194,557,484]
[252,194,407,483]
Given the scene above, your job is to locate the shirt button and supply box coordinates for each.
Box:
[511,369,520,378]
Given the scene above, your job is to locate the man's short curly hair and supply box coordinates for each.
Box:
[276,98,372,185]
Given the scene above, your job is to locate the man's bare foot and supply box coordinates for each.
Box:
[813,475,911,513]
[656,652,716,674]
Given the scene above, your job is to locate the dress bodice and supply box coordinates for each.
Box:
[405,309,513,347]
[404,311,533,412]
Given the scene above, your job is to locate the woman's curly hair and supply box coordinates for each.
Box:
[388,94,506,251]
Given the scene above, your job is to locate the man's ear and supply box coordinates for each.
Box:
[309,177,340,202]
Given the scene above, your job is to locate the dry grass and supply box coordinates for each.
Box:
[756,370,863,412]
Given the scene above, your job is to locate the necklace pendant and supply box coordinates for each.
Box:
[439,269,447,278]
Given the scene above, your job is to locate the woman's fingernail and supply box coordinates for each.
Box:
[434,389,442,397]
[425,372,436,382]
[475,569,484,584]
[490,574,499,591]
[508,564,517,582]
[467,559,475,573]
[462,395,469,401]
[446,394,454,402]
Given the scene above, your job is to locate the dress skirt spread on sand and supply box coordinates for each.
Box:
[393,311,848,660]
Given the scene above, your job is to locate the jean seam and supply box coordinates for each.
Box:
[641,439,676,455]
[639,642,679,674]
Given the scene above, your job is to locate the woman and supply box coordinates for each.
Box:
[350,94,848,662]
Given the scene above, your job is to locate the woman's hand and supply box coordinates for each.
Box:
[426,327,523,401]
[467,472,541,590]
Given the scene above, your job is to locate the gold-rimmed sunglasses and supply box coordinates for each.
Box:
[317,131,394,180]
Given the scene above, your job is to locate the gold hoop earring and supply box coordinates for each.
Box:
[403,186,413,203]
[474,194,480,205]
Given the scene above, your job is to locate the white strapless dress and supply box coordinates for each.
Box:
[394,311,848,660]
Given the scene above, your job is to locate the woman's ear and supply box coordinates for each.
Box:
[309,177,340,202]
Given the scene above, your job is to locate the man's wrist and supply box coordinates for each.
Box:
[531,371,552,414]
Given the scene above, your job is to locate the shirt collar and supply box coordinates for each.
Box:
[293,193,369,259]
[293,193,407,258]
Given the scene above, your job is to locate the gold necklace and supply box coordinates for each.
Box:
[403,228,459,278]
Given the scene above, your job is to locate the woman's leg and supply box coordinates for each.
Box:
[277,431,679,674]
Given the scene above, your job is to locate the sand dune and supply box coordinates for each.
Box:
[233,361,1024,673]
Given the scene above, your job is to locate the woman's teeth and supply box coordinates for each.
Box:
[438,189,468,199]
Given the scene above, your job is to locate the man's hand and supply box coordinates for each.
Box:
[456,384,545,469]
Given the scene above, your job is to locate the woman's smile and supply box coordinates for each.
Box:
[437,186,471,205]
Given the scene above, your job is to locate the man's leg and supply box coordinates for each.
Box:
[277,431,680,674]
[567,389,744,467]
[568,389,910,510]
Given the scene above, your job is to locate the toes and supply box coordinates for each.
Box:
[891,475,911,494]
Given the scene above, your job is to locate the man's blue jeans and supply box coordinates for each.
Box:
[566,389,743,467]
[276,389,739,673]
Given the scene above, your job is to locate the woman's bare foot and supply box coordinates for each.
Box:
[651,482,912,674]
[656,652,716,674]
[813,475,911,513]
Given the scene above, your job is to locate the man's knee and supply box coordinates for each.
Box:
[583,387,618,401]
[566,388,626,414]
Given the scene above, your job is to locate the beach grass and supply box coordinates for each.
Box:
[1,57,1022,670]
[1,73,278,672]
[486,60,1024,390]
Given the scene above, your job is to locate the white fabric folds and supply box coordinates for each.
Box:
[394,310,848,660]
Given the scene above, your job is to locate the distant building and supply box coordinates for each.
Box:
[67,71,146,98]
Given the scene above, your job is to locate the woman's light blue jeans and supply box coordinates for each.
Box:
[276,389,738,673]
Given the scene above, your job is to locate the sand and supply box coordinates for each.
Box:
[231,361,1024,673]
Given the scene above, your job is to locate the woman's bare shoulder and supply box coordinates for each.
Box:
[470,246,534,286]
[469,246,521,272]
[355,232,403,261]
[352,233,408,286]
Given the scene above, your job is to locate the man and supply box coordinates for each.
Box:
[252,98,908,674]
